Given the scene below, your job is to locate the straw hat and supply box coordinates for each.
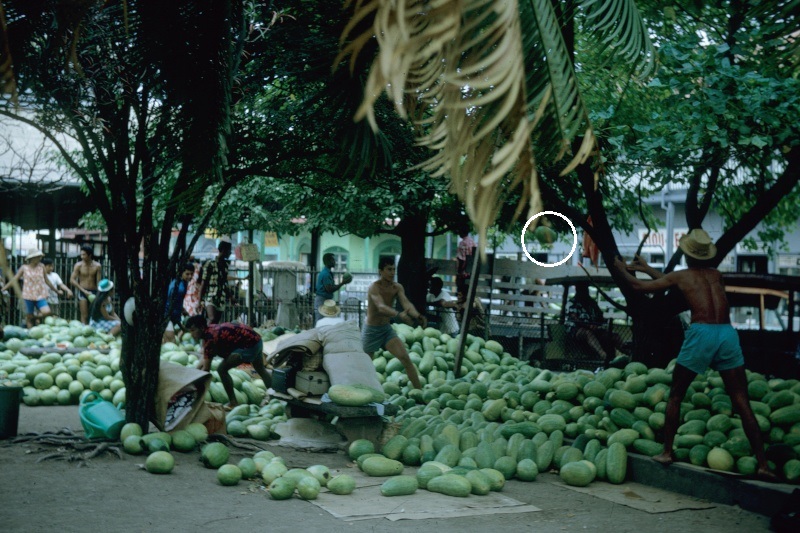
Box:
[318,299,341,317]
[26,248,44,261]
[98,279,115,292]
[679,229,717,260]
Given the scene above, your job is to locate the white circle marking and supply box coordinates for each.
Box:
[520,211,578,267]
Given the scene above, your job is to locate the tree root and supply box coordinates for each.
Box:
[33,442,123,465]
[207,433,267,452]
[6,428,82,445]
[5,429,123,466]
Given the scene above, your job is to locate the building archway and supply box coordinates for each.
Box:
[296,239,311,265]
[373,239,401,270]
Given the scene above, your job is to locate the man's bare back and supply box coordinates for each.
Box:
[669,268,730,324]
[614,255,730,325]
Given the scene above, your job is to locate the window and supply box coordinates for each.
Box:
[332,253,348,271]
[374,240,401,269]
[737,256,767,274]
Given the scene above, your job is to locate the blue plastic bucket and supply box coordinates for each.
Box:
[79,392,125,440]
[0,386,22,439]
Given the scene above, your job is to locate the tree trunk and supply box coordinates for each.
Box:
[120,284,169,428]
[395,213,428,312]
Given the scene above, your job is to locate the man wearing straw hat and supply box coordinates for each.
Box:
[614,228,777,481]
[2,249,57,328]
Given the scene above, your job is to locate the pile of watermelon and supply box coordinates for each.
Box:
[4,318,800,486]
[0,324,274,411]
[370,324,800,485]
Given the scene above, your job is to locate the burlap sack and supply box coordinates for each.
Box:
[268,329,322,370]
[318,320,363,355]
[192,402,226,435]
[322,351,383,391]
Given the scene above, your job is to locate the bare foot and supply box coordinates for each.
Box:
[652,453,674,465]
[754,468,781,483]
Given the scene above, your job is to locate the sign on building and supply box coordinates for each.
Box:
[263,232,279,248]
[673,228,689,250]
[778,254,800,268]
[637,229,667,252]
[736,241,768,254]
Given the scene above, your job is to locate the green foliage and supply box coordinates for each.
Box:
[582,2,800,258]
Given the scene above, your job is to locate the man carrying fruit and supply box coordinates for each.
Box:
[314,252,352,323]
[362,257,425,389]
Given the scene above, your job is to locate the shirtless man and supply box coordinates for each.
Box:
[614,228,776,481]
[70,245,102,324]
[362,257,425,389]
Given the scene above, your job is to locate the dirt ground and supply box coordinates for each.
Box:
[0,405,774,533]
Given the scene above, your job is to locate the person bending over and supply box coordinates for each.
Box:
[187,314,270,410]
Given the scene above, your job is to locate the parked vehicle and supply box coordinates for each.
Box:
[723,273,800,379]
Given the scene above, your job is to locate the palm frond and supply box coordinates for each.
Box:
[520,0,596,173]
[338,0,540,246]
[580,0,656,78]
[337,0,656,242]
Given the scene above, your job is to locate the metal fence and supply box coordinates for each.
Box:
[2,256,633,370]
[0,258,374,330]
[1,255,106,325]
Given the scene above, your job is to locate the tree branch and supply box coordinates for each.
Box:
[713,146,800,263]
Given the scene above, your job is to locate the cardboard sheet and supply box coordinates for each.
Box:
[152,361,212,432]
[310,468,540,521]
[552,481,715,513]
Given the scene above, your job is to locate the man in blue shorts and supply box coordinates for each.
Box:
[363,257,425,389]
[614,229,776,481]
[187,315,269,410]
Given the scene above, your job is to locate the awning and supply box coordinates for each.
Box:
[0,180,93,230]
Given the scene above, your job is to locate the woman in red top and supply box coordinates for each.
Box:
[186,315,271,410]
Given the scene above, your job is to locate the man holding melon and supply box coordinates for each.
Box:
[314,252,352,324]
[614,229,777,481]
[362,257,424,389]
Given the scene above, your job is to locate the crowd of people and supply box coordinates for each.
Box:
[0,237,245,337]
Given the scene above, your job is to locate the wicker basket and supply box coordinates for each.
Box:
[302,351,322,372]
